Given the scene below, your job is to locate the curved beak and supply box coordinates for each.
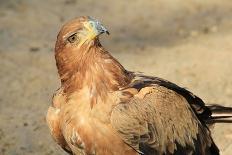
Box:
[83,18,110,40]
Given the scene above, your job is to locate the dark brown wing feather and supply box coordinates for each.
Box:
[205,104,232,124]
[111,74,219,155]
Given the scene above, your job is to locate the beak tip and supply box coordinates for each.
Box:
[87,18,110,36]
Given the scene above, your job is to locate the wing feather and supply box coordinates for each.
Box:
[125,74,212,122]
[111,85,218,154]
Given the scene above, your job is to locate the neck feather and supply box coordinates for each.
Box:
[55,41,132,106]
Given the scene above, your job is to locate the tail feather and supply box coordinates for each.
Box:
[206,104,232,124]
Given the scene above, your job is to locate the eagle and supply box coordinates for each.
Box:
[46,16,232,155]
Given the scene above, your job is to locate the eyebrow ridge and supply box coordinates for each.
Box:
[63,28,82,40]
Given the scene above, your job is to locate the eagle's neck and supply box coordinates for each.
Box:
[55,41,132,106]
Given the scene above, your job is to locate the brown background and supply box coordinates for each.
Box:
[0,0,231,154]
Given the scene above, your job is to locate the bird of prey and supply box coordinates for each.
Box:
[46,16,232,155]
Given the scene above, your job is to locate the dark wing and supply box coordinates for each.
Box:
[126,74,212,123]
[111,85,219,155]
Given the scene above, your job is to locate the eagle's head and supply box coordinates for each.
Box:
[56,16,109,50]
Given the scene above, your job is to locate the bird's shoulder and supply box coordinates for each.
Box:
[120,73,212,122]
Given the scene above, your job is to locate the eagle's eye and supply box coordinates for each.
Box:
[67,33,79,43]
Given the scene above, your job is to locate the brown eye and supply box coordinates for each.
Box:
[67,34,78,43]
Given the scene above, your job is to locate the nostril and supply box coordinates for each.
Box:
[90,22,94,27]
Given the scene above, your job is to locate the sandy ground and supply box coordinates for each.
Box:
[0,0,232,154]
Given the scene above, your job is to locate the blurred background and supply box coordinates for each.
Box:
[0,0,232,154]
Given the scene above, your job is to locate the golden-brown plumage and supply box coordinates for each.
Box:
[47,16,231,155]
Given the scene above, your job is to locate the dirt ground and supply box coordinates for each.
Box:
[0,0,232,154]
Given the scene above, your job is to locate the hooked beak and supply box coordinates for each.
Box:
[83,18,110,40]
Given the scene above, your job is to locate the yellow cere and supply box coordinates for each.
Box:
[77,21,98,48]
